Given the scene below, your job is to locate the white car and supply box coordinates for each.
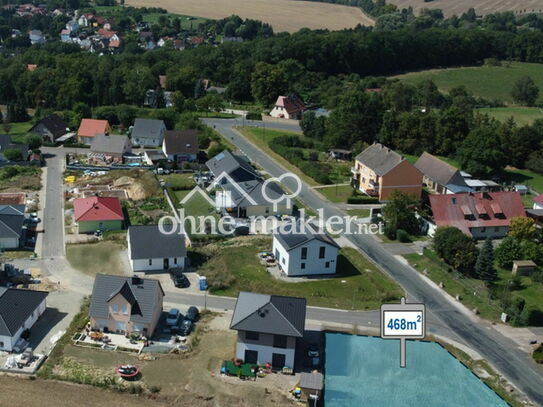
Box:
[166,308,181,326]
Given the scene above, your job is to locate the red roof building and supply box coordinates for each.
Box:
[73,196,124,233]
[270,95,306,120]
[77,119,111,144]
[429,191,526,239]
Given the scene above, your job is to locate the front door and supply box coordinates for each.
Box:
[244,350,258,364]
[272,353,286,369]
[163,258,169,269]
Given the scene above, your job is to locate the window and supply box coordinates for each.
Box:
[112,304,119,313]
[319,247,326,259]
[148,259,152,265]
[122,304,128,315]
[245,331,259,341]
[301,247,307,260]
[494,227,499,232]
[325,261,330,268]
[282,258,285,265]
[273,335,287,349]
[275,249,280,262]
[174,257,177,265]
[301,263,306,269]
[480,228,486,233]
[0,341,4,348]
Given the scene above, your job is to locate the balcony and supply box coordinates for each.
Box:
[351,167,360,175]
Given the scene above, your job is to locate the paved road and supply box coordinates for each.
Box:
[204,118,543,405]
[41,148,66,258]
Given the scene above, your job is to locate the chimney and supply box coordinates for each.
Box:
[131,276,141,285]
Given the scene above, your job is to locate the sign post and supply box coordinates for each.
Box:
[381,297,426,368]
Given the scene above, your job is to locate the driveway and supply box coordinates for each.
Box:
[204,118,543,405]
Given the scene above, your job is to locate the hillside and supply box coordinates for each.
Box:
[386,0,543,17]
[393,62,543,105]
[125,0,375,32]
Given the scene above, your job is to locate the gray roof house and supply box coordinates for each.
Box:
[414,152,469,194]
[162,129,199,163]
[127,225,186,272]
[230,291,306,368]
[273,220,340,277]
[0,135,29,162]
[206,150,260,183]
[0,204,25,249]
[30,114,69,142]
[354,143,405,177]
[131,119,166,147]
[90,133,132,160]
[89,274,164,336]
[0,287,48,351]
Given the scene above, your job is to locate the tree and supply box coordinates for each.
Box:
[300,111,327,141]
[508,217,537,241]
[250,62,288,106]
[495,237,523,269]
[433,226,479,275]
[457,122,506,176]
[25,134,42,150]
[382,191,420,236]
[3,149,23,162]
[511,76,539,106]
[475,238,497,283]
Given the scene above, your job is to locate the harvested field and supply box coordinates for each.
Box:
[124,0,374,32]
[387,0,543,17]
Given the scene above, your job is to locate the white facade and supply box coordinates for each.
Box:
[130,256,185,272]
[534,202,543,210]
[235,331,296,368]
[0,236,20,249]
[0,297,46,352]
[273,236,338,277]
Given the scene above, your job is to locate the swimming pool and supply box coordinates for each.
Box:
[324,333,509,407]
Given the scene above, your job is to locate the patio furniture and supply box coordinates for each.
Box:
[221,360,256,379]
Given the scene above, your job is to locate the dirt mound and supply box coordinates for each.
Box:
[113,176,150,200]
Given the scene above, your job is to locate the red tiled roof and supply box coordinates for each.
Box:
[74,196,123,222]
[429,192,526,236]
[77,119,110,138]
[534,194,543,205]
[27,64,37,71]
[274,95,305,115]
[97,28,116,39]
[109,39,120,48]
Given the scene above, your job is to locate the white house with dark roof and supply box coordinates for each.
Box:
[162,129,199,163]
[230,291,306,369]
[273,222,339,277]
[89,274,164,336]
[131,119,166,147]
[127,225,186,272]
[0,287,48,352]
[206,150,260,184]
[0,204,25,249]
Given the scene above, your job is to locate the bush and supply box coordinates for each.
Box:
[245,111,262,120]
[534,344,543,364]
[347,195,379,204]
[149,385,161,393]
[518,306,543,327]
[433,226,478,276]
[397,229,410,243]
[384,224,396,240]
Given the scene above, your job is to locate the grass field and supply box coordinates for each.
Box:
[66,242,126,276]
[404,250,543,323]
[197,238,403,310]
[394,62,543,105]
[318,184,354,203]
[386,0,543,17]
[477,107,543,126]
[125,0,374,32]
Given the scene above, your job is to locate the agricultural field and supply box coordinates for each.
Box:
[386,0,543,17]
[124,0,374,32]
[476,107,543,126]
[393,62,543,105]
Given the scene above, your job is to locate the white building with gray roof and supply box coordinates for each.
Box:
[127,225,186,272]
[230,291,306,369]
[131,118,166,147]
[273,221,339,277]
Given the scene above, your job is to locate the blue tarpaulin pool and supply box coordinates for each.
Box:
[324,333,509,407]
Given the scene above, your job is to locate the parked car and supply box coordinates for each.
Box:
[166,308,181,326]
[28,213,41,223]
[307,344,320,358]
[170,273,189,288]
[179,319,193,336]
[186,306,199,322]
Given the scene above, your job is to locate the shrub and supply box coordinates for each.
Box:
[396,229,410,243]
[149,385,161,393]
[433,226,478,276]
[384,224,396,240]
[347,195,378,204]
[245,111,262,120]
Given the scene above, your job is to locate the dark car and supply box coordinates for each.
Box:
[179,319,193,336]
[170,273,189,288]
[186,306,199,322]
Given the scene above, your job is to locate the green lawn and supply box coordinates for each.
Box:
[346,208,371,218]
[477,107,543,126]
[173,189,219,234]
[318,184,354,203]
[197,239,403,310]
[393,62,543,105]
[161,173,196,189]
[404,250,543,323]
[66,242,126,276]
